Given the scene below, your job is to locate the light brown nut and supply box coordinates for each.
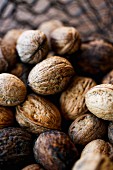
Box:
[0,106,14,128]
[72,153,113,170]
[16,30,49,64]
[21,164,44,170]
[60,76,96,120]
[85,84,113,121]
[33,130,78,170]
[68,113,107,145]
[102,70,113,84]
[0,73,27,106]
[28,56,75,95]
[50,26,81,55]
[108,122,113,145]
[81,139,113,160]
[16,94,61,134]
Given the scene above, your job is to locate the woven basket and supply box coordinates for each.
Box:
[0,0,113,43]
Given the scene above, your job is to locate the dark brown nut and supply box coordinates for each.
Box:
[85,84,113,121]
[33,130,78,170]
[0,106,14,128]
[73,39,113,79]
[50,26,81,55]
[16,94,61,134]
[102,70,113,84]
[1,29,24,69]
[39,19,63,47]
[68,113,107,145]
[16,30,49,64]
[0,73,27,106]
[72,153,113,170]
[108,122,113,145]
[0,46,8,72]
[60,76,96,120]
[0,127,33,169]
[28,56,75,95]
[22,164,44,170]
[81,139,113,160]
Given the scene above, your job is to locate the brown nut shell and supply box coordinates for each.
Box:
[108,122,113,145]
[0,73,27,106]
[81,139,113,160]
[50,26,81,55]
[68,113,107,145]
[28,56,75,95]
[16,94,61,134]
[85,84,113,121]
[72,153,113,170]
[0,46,8,72]
[22,164,44,170]
[60,76,96,120]
[33,130,78,170]
[16,30,49,64]
[102,70,113,84]
[0,106,14,128]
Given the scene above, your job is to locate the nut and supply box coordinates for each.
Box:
[108,122,113,145]
[102,70,113,84]
[33,130,78,170]
[72,153,113,170]
[16,94,61,134]
[16,30,49,64]
[28,56,75,95]
[0,45,8,72]
[0,127,33,169]
[0,73,27,106]
[85,84,113,121]
[81,139,113,160]
[22,164,44,170]
[68,113,107,145]
[50,26,81,55]
[0,106,14,128]
[60,76,96,120]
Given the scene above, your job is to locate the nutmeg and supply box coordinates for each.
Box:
[16,30,49,64]
[33,130,78,170]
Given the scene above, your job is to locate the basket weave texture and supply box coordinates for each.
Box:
[0,0,113,43]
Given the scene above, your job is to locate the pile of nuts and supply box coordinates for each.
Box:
[0,19,113,170]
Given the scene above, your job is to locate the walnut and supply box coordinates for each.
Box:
[16,30,49,64]
[85,84,113,121]
[16,94,61,134]
[81,139,113,160]
[0,106,14,128]
[22,164,44,170]
[0,127,33,170]
[50,26,81,55]
[60,76,96,120]
[72,153,113,170]
[102,70,113,84]
[0,73,27,106]
[28,56,75,95]
[33,130,78,170]
[68,113,107,145]
[108,122,113,145]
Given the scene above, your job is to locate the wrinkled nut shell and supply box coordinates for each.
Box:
[72,153,113,170]
[68,113,107,145]
[50,26,81,55]
[28,56,75,95]
[0,106,14,128]
[81,139,113,160]
[16,30,49,64]
[22,164,44,170]
[16,94,61,134]
[60,76,96,120]
[85,84,113,120]
[0,73,27,106]
[33,130,78,170]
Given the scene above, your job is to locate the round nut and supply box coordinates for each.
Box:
[33,130,78,170]
[0,46,8,72]
[72,153,113,170]
[0,73,27,106]
[50,26,81,55]
[81,139,113,160]
[16,94,61,134]
[22,164,44,170]
[16,30,49,64]
[85,84,113,121]
[68,113,107,145]
[28,56,75,95]
[102,70,113,84]
[108,122,113,145]
[60,76,96,120]
[0,106,14,128]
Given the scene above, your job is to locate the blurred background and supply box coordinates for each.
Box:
[0,0,113,42]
